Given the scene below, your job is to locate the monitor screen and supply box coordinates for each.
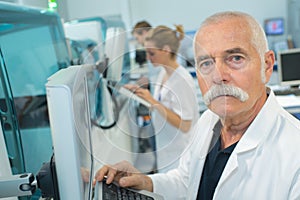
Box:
[277,48,300,87]
[264,18,284,36]
[46,65,94,200]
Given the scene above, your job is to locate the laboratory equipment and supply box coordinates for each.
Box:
[0,173,36,198]
[0,1,70,183]
[45,65,94,200]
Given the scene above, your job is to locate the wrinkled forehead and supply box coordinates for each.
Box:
[194,19,253,56]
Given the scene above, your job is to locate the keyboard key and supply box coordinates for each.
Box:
[102,180,154,200]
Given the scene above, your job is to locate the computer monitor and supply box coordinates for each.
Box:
[277,48,300,87]
[45,65,94,200]
[64,17,128,84]
[64,19,106,65]
[135,49,147,66]
[104,27,127,83]
[264,18,284,36]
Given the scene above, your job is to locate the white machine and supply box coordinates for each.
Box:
[0,122,36,198]
[45,65,95,199]
[43,64,139,199]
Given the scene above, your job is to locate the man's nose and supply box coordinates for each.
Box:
[212,59,231,84]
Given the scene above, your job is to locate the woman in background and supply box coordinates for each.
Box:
[127,25,200,173]
[132,20,152,46]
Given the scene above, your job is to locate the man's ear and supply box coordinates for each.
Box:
[264,50,275,83]
[265,50,275,71]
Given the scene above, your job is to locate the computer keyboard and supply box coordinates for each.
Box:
[273,87,300,96]
[102,181,154,200]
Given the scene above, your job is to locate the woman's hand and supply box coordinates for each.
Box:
[134,87,158,105]
[124,84,140,91]
[124,84,158,106]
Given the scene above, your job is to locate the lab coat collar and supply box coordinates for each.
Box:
[194,109,219,160]
[194,88,279,159]
[233,88,279,154]
[216,88,281,189]
[195,88,278,158]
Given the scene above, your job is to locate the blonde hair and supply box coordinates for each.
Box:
[145,24,184,59]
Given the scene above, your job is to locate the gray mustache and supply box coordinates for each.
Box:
[203,84,249,105]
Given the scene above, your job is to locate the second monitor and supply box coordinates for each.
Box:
[277,48,300,88]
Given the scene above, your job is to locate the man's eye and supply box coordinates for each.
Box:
[226,54,245,63]
[226,55,246,69]
[232,55,243,62]
[196,59,215,74]
[199,59,214,68]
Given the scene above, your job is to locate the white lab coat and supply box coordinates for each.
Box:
[150,89,300,199]
[152,66,199,173]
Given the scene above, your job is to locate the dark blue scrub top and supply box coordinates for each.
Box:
[196,134,238,200]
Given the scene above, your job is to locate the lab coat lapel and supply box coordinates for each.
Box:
[213,139,259,199]
[194,110,221,161]
[188,111,219,200]
[214,123,267,194]
[216,132,260,189]
[214,89,279,195]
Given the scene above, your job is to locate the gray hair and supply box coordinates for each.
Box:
[195,11,269,82]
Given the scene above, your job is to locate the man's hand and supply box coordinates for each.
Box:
[94,160,154,192]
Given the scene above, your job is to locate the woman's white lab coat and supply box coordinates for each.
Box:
[150,90,300,200]
[152,66,199,173]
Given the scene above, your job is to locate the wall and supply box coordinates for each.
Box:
[0,0,287,32]
[57,0,125,21]
[55,0,287,33]
[1,0,288,50]
[129,0,287,31]
[18,0,47,8]
[0,0,48,9]
[287,0,300,48]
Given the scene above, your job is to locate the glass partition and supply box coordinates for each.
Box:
[0,1,70,184]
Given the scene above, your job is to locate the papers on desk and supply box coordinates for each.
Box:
[276,95,300,108]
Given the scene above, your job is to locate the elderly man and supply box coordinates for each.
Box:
[94,11,300,200]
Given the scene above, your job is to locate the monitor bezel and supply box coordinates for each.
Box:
[277,48,300,87]
[45,65,94,200]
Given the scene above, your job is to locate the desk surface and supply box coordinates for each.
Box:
[275,94,300,114]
